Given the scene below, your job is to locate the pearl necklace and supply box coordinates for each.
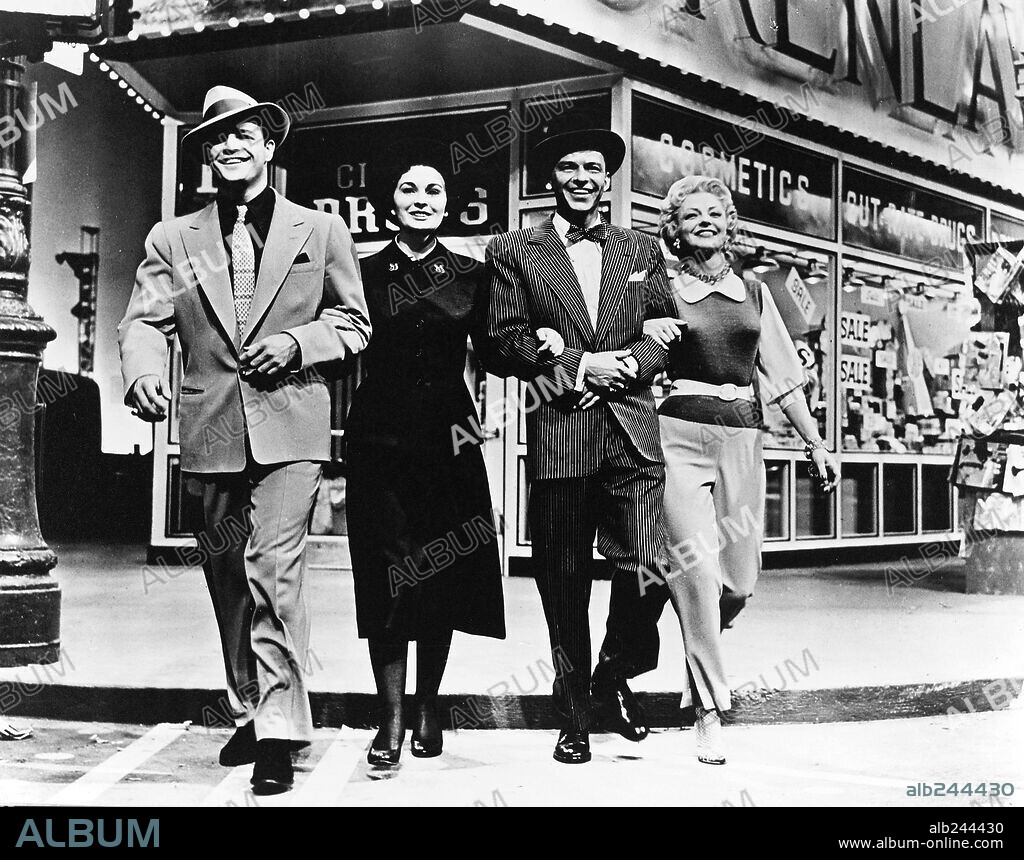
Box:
[680,261,731,285]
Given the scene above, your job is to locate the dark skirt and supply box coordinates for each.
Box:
[346,439,506,641]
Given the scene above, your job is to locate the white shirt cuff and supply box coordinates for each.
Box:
[575,352,592,392]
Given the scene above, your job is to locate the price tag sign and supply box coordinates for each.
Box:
[841,312,874,350]
[785,269,818,325]
[841,355,873,391]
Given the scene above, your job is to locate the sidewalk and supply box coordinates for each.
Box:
[1,542,1021,727]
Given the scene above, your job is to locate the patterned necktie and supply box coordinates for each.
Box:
[565,221,610,246]
[231,205,256,338]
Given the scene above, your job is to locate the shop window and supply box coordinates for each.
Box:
[795,464,835,538]
[841,463,878,537]
[921,465,953,533]
[739,242,833,452]
[764,460,789,540]
[840,262,975,456]
[883,463,918,534]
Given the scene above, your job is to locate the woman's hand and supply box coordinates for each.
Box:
[536,327,565,359]
[808,447,840,494]
[643,317,687,348]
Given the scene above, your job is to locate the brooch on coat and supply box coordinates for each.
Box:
[389,262,399,272]
[431,262,445,275]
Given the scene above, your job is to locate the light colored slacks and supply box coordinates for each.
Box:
[190,459,321,742]
[658,415,765,713]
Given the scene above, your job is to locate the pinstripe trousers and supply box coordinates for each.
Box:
[528,420,668,733]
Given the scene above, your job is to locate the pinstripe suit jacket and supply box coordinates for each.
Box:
[486,217,674,479]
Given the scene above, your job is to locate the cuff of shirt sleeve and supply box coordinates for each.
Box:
[282,331,303,367]
[774,386,804,410]
[575,352,592,391]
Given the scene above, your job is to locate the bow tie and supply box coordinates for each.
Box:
[565,222,609,246]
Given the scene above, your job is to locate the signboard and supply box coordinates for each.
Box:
[842,166,983,267]
[840,355,872,391]
[784,268,817,326]
[177,107,511,243]
[840,311,873,350]
[632,93,835,239]
[493,1,1024,196]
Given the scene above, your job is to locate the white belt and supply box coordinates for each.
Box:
[670,379,754,402]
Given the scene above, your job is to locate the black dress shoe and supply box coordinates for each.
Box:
[553,729,591,764]
[592,668,650,742]
[410,700,442,758]
[367,725,404,767]
[219,722,257,767]
[251,739,294,795]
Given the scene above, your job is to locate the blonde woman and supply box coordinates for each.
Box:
[647,176,839,764]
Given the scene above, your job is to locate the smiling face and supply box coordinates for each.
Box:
[551,149,610,221]
[392,164,448,234]
[208,119,275,192]
[674,191,730,255]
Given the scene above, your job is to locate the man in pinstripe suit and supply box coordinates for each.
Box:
[486,125,674,764]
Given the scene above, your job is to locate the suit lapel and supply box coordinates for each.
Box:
[243,193,314,346]
[593,226,634,346]
[527,218,595,343]
[182,204,237,352]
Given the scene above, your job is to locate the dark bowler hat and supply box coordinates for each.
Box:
[181,85,291,159]
[532,120,626,177]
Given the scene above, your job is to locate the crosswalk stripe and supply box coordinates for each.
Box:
[200,766,257,808]
[738,760,913,789]
[47,724,186,806]
[289,730,362,807]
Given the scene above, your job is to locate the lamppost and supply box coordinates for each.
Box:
[0,45,61,668]
[0,3,135,683]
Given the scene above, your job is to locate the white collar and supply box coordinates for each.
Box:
[552,212,603,247]
[394,236,438,261]
[672,268,746,303]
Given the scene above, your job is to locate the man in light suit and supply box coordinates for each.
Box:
[118,86,370,794]
[487,123,675,764]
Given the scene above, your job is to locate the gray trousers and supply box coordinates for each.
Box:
[188,459,322,742]
[658,415,765,713]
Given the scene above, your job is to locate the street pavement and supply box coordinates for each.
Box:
[0,710,1020,807]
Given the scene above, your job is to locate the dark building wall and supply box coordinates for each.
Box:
[25,56,163,455]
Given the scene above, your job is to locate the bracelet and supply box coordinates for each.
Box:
[803,438,827,459]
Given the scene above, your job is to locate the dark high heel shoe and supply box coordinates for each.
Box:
[410,699,442,758]
[367,719,404,767]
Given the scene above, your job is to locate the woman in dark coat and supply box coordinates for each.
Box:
[345,159,505,767]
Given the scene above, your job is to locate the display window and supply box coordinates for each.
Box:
[735,238,833,451]
[839,260,977,456]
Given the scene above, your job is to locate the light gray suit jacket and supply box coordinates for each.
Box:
[118,191,371,473]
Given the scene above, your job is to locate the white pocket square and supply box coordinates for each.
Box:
[628,270,648,282]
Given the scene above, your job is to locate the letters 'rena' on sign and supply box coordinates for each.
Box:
[631,93,836,240]
[557,0,1024,193]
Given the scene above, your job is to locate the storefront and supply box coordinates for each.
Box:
[97,0,1024,570]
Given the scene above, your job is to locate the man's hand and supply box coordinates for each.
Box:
[535,327,565,360]
[128,374,170,422]
[584,350,638,394]
[240,334,299,380]
[575,389,602,411]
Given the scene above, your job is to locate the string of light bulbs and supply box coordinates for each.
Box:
[86,50,163,121]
